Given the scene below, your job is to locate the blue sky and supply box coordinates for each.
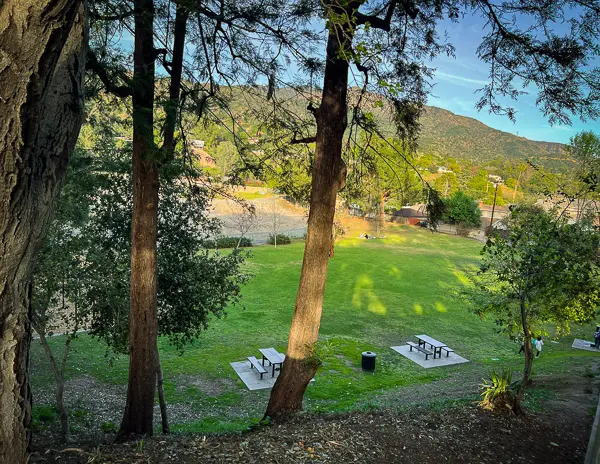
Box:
[115,8,598,145]
[426,13,598,144]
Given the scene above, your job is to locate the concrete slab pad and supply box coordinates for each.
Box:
[231,360,315,391]
[572,339,600,353]
[390,345,469,368]
[230,360,280,391]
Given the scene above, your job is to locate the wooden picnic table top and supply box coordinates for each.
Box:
[259,347,285,364]
[415,334,447,348]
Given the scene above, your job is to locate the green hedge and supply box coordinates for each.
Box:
[204,237,253,248]
[267,234,291,245]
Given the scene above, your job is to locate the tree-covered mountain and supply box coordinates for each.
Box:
[217,86,571,169]
[417,106,569,167]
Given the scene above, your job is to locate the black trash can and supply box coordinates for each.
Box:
[362,351,376,371]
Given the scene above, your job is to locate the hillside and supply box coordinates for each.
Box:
[417,106,569,167]
[193,86,572,170]
[222,86,572,169]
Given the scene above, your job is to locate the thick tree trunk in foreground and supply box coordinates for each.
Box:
[0,2,86,462]
[118,0,159,440]
[265,17,352,418]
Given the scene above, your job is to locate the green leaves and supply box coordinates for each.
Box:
[34,133,250,354]
[442,191,481,228]
[476,206,600,338]
[479,368,516,411]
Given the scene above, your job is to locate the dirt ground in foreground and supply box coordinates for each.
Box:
[31,371,599,464]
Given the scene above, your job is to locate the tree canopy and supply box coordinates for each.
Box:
[443,191,482,228]
[472,206,600,402]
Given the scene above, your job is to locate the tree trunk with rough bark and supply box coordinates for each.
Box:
[117,0,159,440]
[265,13,352,419]
[0,2,86,462]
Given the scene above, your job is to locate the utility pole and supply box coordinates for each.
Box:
[488,182,499,236]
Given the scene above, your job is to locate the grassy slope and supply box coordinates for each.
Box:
[30,226,599,433]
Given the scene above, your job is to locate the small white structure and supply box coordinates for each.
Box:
[191,139,205,148]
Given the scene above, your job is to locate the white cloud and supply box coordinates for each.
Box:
[434,71,489,88]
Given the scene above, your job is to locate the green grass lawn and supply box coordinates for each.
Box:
[234,190,273,200]
[30,226,600,435]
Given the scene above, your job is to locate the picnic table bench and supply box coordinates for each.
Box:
[258,347,285,378]
[247,356,267,379]
[415,334,447,359]
[407,341,433,360]
[441,347,455,357]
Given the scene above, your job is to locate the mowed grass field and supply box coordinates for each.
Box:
[30,226,600,434]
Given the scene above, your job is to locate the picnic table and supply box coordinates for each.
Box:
[415,334,447,359]
[258,347,285,378]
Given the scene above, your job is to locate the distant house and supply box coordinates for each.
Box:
[487,174,503,183]
[437,166,453,174]
[191,139,205,148]
[535,196,600,224]
[392,204,428,225]
[478,201,509,229]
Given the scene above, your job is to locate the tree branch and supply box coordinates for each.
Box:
[161,3,189,161]
[90,9,135,21]
[86,50,134,98]
[307,102,319,119]
[356,0,399,31]
[291,135,316,144]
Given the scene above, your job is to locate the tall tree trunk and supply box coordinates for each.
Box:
[118,0,159,440]
[516,297,533,410]
[513,170,523,202]
[265,13,352,419]
[0,2,86,462]
[380,193,386,232]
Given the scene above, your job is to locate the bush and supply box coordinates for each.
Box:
[204,236,253,248]
[31,405,57,430]
[479,369,517,411]
[268,234,291,245]
[101,421,118,433]
[33,405,57,424]
[443,191,482,228]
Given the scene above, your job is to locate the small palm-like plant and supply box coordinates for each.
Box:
[479,369,516,411]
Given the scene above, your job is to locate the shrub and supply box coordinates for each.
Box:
[268,234,291,245]
[479,369,517,411]
[443,191,481,228]
[101,421,118,433]
[33,405,57,424]
[204,236,252,248]
[31,405,57,430]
